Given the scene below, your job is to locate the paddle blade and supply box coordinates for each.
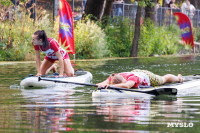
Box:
[149,88,177,96]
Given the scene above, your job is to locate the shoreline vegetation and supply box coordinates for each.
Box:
[1,2,200,61]
[0,54,199,65]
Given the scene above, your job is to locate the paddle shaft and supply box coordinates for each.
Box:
[183,76,200,81]
[38,77,145,92]
[38,77,98,87]
[38,77,177,95]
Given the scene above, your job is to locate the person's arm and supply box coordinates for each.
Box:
[35,50,41,76]
[96,79,110,88]
[165,0,170,4]
[174,4,179,9]
[170,3,178,9]
[193,7,196,15]
[181,4,184,12]
[114,0,123,3]
[55,51,64,77]
[111,81,135,89]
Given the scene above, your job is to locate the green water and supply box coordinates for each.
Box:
[1,55,200,132]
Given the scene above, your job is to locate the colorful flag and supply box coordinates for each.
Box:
[59,0,75,54]
[173,12,194,48]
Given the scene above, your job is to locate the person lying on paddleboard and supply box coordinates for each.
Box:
[32,30,74,77]
[96,69,183,89]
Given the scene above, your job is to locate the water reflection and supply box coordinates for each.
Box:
[93,98,151,124]
[21,86,75,102]
[20,85,75,132]
[23,104,74,132]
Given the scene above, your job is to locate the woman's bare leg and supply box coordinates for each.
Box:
[63,59,74,77]
[40,59,54,76]
[45,63,57,75]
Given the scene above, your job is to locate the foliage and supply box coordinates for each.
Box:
[1,1,199,61]
[0,0,12,7]
[193,28,200,42]
[138,20,180,56]
[74,19,109,59]
[0,2,56,61]
[104,18,133,57]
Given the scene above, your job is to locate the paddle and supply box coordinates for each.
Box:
[183,75,200,81]
[38,77,177,96]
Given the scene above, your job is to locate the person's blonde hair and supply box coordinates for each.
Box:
[110,73,124,84]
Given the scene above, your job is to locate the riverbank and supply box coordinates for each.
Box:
[1,54,199,66]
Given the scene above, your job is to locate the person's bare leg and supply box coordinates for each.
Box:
[63,59,74,77]
[40,60,54,76]
[162,74,183,84]
[45,63,57,75]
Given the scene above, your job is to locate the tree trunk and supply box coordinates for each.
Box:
[84,0,114,25]
[84,0,106,20]
[130,1,142,57]
[102,0,115,25]
[102,0,115,18]
[145,0,156,23]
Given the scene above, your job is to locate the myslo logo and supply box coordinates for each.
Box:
[167,122,193,127]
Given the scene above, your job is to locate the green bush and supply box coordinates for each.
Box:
[0,3,57,61]
[74,19,109,59]
[0,0,12,7]
[138,21,180,56]
[104,18,133,57]
[193,28,200,42]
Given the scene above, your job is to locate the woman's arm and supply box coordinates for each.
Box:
[97,80,135,89]
[35,50,41,76]
[55,51,64,77]
[111,81,135,89]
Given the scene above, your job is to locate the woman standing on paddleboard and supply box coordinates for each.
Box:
[32,30,74,77]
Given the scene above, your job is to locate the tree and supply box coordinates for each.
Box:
[144,0,156,22]
[10,0,20,5]
[130,0,157,57]
[0,0,12,6]
[84,0,115,21]
[102,0,114,18]
[130,0,143,57]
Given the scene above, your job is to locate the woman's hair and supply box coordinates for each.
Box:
[33,30,49,49]
[110,73,124,84]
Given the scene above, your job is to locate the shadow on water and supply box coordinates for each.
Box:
[1,55,200,132]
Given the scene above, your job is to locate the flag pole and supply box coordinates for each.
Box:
[73,54,76,62]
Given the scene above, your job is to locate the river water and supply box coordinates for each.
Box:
[1,55,200,132]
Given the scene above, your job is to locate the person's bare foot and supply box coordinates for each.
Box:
[178,74,183,83]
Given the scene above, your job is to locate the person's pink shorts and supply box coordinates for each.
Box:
[44,53,69,63]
